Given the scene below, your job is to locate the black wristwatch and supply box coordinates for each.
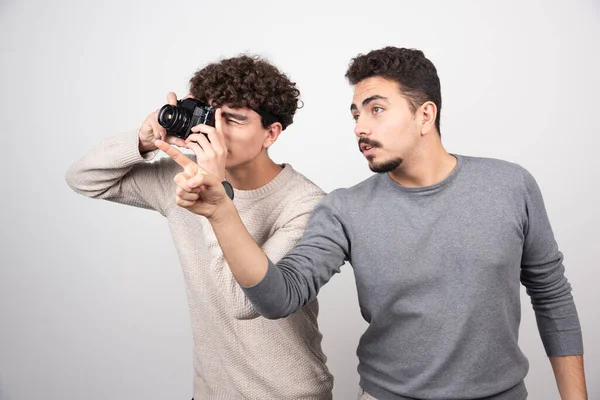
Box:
[222,181,234,200]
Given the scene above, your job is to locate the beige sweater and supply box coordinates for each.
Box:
[65,132,334,400]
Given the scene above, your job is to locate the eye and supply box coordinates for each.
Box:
[373,106,384,115]
[226,119,240,125]
[352,114,359,122]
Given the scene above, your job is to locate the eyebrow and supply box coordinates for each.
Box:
[350,95,388,111]
[221,111,248,121]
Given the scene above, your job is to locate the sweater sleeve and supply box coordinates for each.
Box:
[65,132,179,216]
[519,168,583,357]
[241,190,350,319]
[232,192,325,320]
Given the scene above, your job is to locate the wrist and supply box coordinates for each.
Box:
[215,168,226,183]
[208,198,237,225]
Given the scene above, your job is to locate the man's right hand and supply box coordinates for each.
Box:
[138,92,187,153]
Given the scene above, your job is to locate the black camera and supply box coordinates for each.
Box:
[157,98,215,139]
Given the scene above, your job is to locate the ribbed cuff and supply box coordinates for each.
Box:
[115,131,158,166]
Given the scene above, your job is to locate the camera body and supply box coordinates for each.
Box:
[157,98,215,139]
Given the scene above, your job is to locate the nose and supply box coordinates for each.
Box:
[354,116,371,138]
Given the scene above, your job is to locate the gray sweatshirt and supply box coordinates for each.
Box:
[242,155,583,400]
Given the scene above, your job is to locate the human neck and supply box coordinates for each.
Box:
[225,153,283,190]
[388,142,457,188]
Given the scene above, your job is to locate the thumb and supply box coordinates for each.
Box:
[167,92,178,106]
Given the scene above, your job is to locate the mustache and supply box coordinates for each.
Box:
[358,137,382,150]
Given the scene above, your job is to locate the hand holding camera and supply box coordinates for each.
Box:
[138,92,188,153]
[155,93,228,183]
[181,107,227,182]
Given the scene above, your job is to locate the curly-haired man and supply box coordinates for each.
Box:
[65,55,333,399]
[157,47,586,400]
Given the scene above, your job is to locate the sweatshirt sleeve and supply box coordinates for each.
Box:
[241,190,350,319]
[231,192,325,320]
[65,132,179,216]
[519,168,583,357]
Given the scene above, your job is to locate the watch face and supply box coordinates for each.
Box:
[222,181,234,200]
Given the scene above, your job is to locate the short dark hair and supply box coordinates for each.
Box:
[189,54,300,130]
[345,47,442,135]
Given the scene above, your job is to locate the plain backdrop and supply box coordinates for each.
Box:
[1,0,598,399]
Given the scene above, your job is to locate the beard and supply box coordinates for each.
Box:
[358,137,403,173]
[368,157,403,173]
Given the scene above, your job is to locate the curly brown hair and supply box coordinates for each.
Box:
[189,55,300,130]
[345,47,442,135]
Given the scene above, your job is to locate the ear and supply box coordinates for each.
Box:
[419,101,438,136]
[262,122,283,149]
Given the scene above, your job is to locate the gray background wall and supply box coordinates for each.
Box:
[1,0,598,398]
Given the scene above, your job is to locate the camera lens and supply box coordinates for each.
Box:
[158,104,190,137]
